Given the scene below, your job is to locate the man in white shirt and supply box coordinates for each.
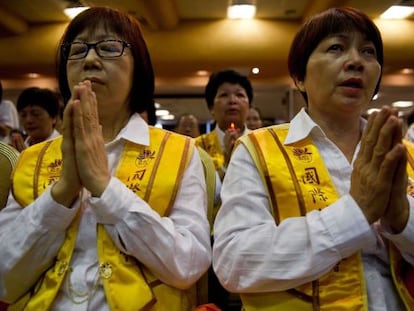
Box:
[0,81,19,142]
[0,99,19,143]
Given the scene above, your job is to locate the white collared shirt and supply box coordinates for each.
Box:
[24,128,61,147]
[213,108,414,311]
[0,100,19,142]
[214,124,250,152]
[0,114,211,310]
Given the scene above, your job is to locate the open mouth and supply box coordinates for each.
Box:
[339,78,363,89]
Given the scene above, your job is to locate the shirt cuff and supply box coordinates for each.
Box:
[380,196,414,251]
[320,194,376,258]
[29,186,80,231]
[87,177,135,224]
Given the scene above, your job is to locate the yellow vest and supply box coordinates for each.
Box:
[10,128,198,311]
[238,124,414,311]
[195,131,225,179]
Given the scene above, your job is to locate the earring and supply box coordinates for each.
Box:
[296,81,305,92]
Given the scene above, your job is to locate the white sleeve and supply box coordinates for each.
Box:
[0,188,80,302]
[213,143,377,293]
[380,195,414,264]
[0,100,19,129]
[88,149,212,289]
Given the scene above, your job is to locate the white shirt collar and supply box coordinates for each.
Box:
[214,124,250,149]
[111,113,150,146]
[25,128,61,147]
[284,107,367,145]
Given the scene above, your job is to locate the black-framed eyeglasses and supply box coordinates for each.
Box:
[62,39,131,60]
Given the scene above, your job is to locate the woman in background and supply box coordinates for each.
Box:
[246,106,263,130]
[10,87,60,152]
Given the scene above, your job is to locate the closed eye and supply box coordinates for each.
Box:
[327,44,343,52]
[362,46,376,57]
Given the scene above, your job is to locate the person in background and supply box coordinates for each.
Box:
[213,7,414,310]
[196,68,252,311]
[404,109,414,143]
[0,7,211,311]
[54,96,65,133]
[0,141,18,210]
[174,112,221,220]
[175,113,201,138]
[0,140,19,311]
[0,80,19,143]
[9,87,61,152]
[196,69,252,180]
[246,106,263,130]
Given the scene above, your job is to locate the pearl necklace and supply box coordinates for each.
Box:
[65,266,101,304]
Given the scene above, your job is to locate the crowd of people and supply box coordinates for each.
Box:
[0,5,413,311]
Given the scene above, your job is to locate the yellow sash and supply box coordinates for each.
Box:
[239,125,414,311]
[195,131,225,178]
[10,128,196,311]
[391,139,414,310]
[239,125,366,311]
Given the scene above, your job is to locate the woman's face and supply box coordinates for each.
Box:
[211,82,250,130]
[246,108,262,130]
[66,26,134,118]
[176,115,200,138]
[299,31,381,118]
[19,105,56,143]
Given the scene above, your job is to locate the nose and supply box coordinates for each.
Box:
[83,47,101,69]
[21,114,33,124]
[84,46,100,59]
[229,93,239,104]
[344,48,363,72]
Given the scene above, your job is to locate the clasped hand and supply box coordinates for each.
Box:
[51,81,110,207]
[223,124,242,167]
[351,107,409,233]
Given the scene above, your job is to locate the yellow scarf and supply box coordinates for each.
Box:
[238,124,414,311]
[10,128,197,311]
[195,131,224,178]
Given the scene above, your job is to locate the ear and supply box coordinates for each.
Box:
[295,79,305,92]
[52,116,58,127]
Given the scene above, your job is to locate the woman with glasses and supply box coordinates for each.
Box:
[0,7,211,311]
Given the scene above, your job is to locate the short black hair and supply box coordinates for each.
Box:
[17,87,60,118]
[288,7,383,103]
[204,69,253,110]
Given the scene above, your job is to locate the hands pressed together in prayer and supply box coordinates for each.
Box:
[223,122,242,167]
[351,106,409,233]
[9,130,25,152]
[51,80,110,207]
